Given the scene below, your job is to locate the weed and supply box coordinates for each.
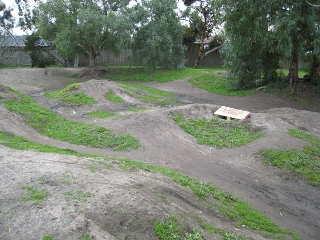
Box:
[261,129,320,185]
[105,89,124,103]
[172,113,264,148]
[63,190,93,202]
[20,186,48,205]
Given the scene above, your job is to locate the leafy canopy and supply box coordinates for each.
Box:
[34,0,132,67]
[131,0,186,70]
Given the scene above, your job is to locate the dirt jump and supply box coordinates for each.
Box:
[0,68,319,240]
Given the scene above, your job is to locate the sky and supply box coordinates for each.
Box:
[2,0,187,36]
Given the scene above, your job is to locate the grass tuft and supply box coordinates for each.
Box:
[105,89,124,103]
[87,110,118,119]
[20,186,48,205]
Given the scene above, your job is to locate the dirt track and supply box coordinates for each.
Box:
[0,68,320,240]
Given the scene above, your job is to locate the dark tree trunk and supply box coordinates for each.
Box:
[88,46,97,68]
[310,55,320,78]
[286,50,299,92]
[194,32,208,69]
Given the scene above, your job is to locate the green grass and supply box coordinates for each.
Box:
[87,110,118,118]
[119,82,177,105]
[154,215,203,240]
[42,235,56,240]
[128,106,149,112]
[44,83,97,105]
[261,129,320,185]
[0,132,296,239]
[105,67,255,96]
[20,186,48,205]
[189,69,255,96]
[63,190,93,202]
[105,67,195,82]
[172,113,264,148]
[0,88,139,151]
[105,89,124,103]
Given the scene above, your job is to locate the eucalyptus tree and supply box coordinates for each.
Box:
[183,0,219,68]
[222,0,320,90]
[34,0,132,67]
[131,0,186,70]
[0,1,15,66]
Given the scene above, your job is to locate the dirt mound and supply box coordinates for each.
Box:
[0,68,320,239]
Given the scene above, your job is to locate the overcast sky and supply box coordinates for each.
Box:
[2,0,187,36]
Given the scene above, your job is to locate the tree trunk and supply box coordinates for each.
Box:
[88,46,96,68]
[194,32,207,69]
[286,50,299,92]
[310,55,320,78]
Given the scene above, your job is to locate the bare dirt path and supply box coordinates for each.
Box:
[0,68,320,239]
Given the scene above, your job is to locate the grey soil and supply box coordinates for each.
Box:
[0,68,319,240]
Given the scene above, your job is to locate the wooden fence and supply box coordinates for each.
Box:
[0,47,307,70]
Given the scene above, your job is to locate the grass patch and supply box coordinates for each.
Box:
[42,235,56,240]
[20,186,48,205]
[67,73,79,78]
[105,89,124,103]
[104,67,254,96]
[154,215,203,240]
[44,83,96,105]
[87,110,117,118]
[119,82,177,105]
[128,106,149,112]
[172,113,264,148]
[189,69,255,96]
[0,89,139,151]
[0,132,296,239]
[105,67,195,82]
[261,129,320,185]
[63,190,93,202]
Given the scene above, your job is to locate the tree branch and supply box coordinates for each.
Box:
[203,45,222,57]
[305,0,320,7]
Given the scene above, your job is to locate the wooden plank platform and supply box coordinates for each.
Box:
[214,106,250,120]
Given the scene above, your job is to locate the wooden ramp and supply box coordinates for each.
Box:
[214,106,250,120]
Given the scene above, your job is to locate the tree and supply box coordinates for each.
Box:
[222,0,320,90]
[24,34,56,68]
[131,0,186,70]
[34,0,132,67]
[0,1,15,66]
[184,0,219,68]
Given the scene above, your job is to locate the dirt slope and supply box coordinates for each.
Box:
[0,68,320,240]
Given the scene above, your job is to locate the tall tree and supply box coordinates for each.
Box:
[184,0,219,68]
[131,0,186,70]
[34,0,131,67]
[222,0,320,90]
[0,1,15,66]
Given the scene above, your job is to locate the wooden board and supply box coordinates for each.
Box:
[214,106,250,120]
